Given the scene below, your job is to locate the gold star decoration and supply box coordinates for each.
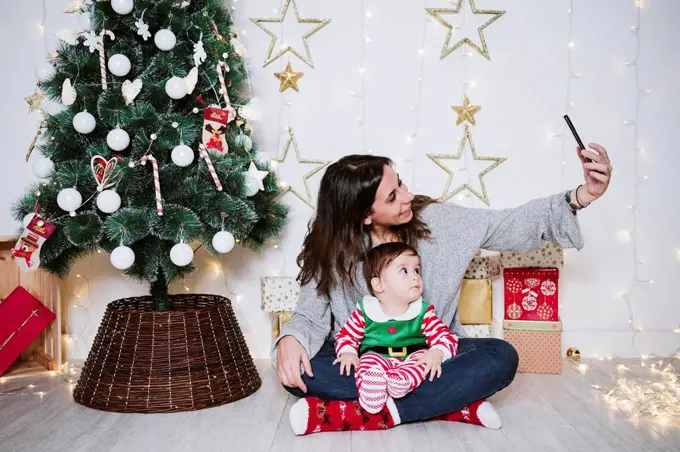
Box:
[426,0,505,60]
[25,88,45,114]
[274,62,304,92]
[272,127,330,208]
[63,0,85,13]
[250,0,331,68]
[427,125,506,206]
[452,95,481,126]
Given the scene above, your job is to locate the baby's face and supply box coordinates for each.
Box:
[380,252,423,305]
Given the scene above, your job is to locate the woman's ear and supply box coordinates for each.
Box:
[363,215,372,226]
[370,277,383,294]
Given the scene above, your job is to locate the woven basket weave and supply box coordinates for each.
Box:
[73,294,260,413]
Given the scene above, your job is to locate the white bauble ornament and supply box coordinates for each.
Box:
[170,243,193,267]
[22,213,35,228]
[165,76,186,99]
[212,231,235,254]
[171,144,194,167]
[154,29,177,51]
[35,62,55,82]
[235,134,253,152]
[111,245,135,270]
[73,111,96,134]
[244,175,260,197]
[108,54,131,77]
[79,12,92,31]
[57,188,82,216]
[96,190,121,213]
[254,151,271,165]
[106,127,130,151]
[111,0,134,15]
[32,157,55,179]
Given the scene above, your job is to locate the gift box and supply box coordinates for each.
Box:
[0,286,56,376]
[458,279,492,325]
[503,319,562,374]
[272,311,294,339]
[464,255,501,279]
[460,324,491,339]
[260,276,300,312]
[500,242,563,269]
[503,268,558,321]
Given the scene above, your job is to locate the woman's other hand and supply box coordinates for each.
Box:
[276,335,314,393]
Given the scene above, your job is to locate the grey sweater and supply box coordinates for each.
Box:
[271,192,584,363]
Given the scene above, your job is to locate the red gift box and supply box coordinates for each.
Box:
[0,286,56,376]
[503,267,559,321]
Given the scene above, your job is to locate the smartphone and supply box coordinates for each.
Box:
[563,115,593,163]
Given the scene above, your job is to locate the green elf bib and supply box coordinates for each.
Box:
[359,296,429,356]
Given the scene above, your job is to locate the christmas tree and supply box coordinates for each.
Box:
[13,0,288,311]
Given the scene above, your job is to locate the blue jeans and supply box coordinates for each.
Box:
[283,337,519,424]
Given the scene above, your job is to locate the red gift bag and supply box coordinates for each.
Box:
[503,268,559,321]
[0,286,56,376]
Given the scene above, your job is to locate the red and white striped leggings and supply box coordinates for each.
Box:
[355,350,428,414]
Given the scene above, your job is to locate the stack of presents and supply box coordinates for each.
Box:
[261,241,564,374]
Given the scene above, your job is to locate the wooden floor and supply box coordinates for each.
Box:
[1,360,678,452]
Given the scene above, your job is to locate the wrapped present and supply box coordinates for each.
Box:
[272,311,294,339]
[500,242,563,269]
[464,255,501,279]
[504,319,562,374]
[503,268,558,321]
[0,286,56,376]
[460,324,491,339]
[459,279,492,325]
[260,276,300,312]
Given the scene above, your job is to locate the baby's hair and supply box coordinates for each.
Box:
[363,242,419,294]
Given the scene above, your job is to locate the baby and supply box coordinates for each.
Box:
[334,242,459,413]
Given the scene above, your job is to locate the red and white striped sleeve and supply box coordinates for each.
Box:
[421,304,458,360]
[334,304,366,356]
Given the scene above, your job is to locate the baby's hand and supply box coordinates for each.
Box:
[332,353,359,376]
[418,349,444,381]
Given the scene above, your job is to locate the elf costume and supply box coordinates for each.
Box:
[335,296,458,414]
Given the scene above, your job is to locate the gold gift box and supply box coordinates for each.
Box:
[272,311,294,339]
[458,279,492,325]
[464,255,501,279]
[500,242,563,269]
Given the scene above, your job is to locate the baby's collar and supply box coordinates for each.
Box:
[362,295,422,322]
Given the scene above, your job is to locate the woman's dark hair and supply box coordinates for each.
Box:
[296,154,437,298]
[362,242,419,295]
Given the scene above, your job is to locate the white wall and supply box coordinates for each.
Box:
[2,0,678,361]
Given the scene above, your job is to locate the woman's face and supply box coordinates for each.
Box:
[364,165,415,228]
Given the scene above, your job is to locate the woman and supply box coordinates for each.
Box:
[274,144,612,435]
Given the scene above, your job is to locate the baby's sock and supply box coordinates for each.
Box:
[357,366,388,414]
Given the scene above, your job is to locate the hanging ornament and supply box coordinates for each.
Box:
[198,144,222,191]
[106,127,130,151]
[229,26,247,58]
[78,12,92,31]
[244,161,268,193]
[244,176,260,197]
[165,76,186,100]
[110,245,135,270]
[32,157,55,179]
[25,88,45,113]
[122,78,142,105]
[134,9,151,40]
[26,123,45,161]
[11,215,56,272]
[140,154,163,216]
[111,0,134,15]
[170,243,193,267]
[61,78,77,106]
[235,133,253,152]
[192,32,207,66]
[254,151,271,165]
[212,231,235,254]
[185,67,198,94]
[64,0,86,14]
[274,62,304,92]
[73,110,96,134]
[57,188,82,216]
[35,62,55,82]
[202,62,236,153]
[96,190,121,213]
[171,144,194,167]
[91,155,119,192]
[108,54,131,77]
[96,30,116,90]
[154,29,176,51]
[55,29,80,46]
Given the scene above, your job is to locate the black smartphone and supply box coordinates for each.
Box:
[563,115,593,163]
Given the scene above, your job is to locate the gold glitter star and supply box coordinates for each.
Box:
[272,127,330,208]
[426,0,505,60]
[250,0,331,68]
[427,125,506,206]
[452,95,481,126]
[274,62,304,92]
[25,88,45,114]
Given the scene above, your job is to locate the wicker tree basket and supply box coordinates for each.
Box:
[73,294,260,413]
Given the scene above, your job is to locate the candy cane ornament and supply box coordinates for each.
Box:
[216,61,237,120]
[98,30,116,90]
[140,154,164,215]
[199,144,223,191]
